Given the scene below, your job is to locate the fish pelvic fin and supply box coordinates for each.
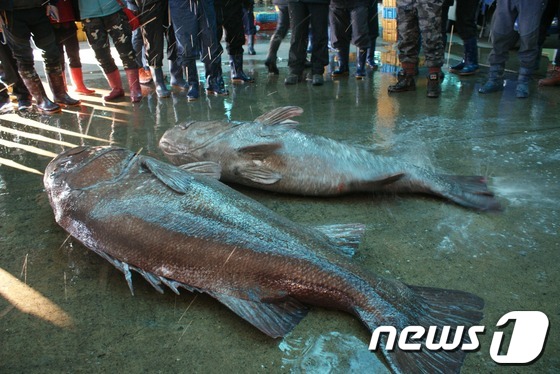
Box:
[236,164,282,185]
[141,157,193,194]
[314,223,366,257]
[357,285,484,374]
[437,175,502,212]
[254,106,303,127]
[210,292,309,338]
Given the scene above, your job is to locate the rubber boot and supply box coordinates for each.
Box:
[125,68,143,103]
[366,38,378,70]
[538,66,560,86]
[426,68,442,98]
[69,67,95,95]
[457,37,479,76]
[205,61,229,96]
[516,67,532,99]
[478,64,504,94]
[247,34,256,55]
[355,48,367,80]
[19,70,61,114]
[388,63,416,93]
[47,67,81,106]
[230,54,254,83]
[331,45,349,77]
[169,59,188,90]
[103,69,125,101]
[186,59,199,101]
[150,67,171,98]
[265,37,281,75]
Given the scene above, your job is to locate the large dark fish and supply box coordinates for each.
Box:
[44,146,484,373]
[159,106,500,211]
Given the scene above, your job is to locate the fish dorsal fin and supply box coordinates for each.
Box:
[254,106,303,126]
[237,143,282,160]
[210,292,309,338]
[141,157,193,194]
[314,223,366,257]
[237,164,282,185]
[179,161,222,180]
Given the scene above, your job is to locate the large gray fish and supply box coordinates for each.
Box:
[159,106,500,211]
[44,146,484,373]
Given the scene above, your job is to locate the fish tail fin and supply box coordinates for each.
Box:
[357,285,484,374]
[437,174,502,212]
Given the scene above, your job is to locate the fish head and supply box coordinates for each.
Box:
[44,146,135,194]
[159,120,233,164]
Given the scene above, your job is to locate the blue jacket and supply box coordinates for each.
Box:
[78,0,121,19]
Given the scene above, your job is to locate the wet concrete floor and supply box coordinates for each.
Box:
[1,30,559,373]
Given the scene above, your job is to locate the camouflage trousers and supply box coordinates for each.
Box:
[82,11,138,73]
[396,0,444,68]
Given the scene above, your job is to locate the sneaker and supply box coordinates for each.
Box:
[0,98,13,113]
[426,73,441,98]
[284,73,302,85]
[388,70,416,93]
[311,74,324,86]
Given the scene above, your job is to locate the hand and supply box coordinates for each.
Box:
[46,5,59,22]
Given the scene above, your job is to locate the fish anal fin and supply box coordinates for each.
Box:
[211,293,308,338]
[179,161,222,180]
[141,157,193,194]
[237,143,282,160]
[237,165,282,185]
[254,106,303,126]
[314,223,366,257]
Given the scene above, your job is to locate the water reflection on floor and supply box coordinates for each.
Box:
[1,45,559,373]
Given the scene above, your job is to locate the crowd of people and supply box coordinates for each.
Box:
[0,0,559,115]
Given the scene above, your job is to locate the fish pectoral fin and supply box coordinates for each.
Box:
[211,292,308,338]
[179,161,222,180]
[141,157,193,194]
[254,106,303,126]
[314,223,366,257]
[360,172,406,188]
[238,165,282,185]
[237,143,282,160]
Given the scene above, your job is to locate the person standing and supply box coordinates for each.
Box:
[387,0,445,98]
[1,0,80,114]
[78,0,142,103]
[448,0,481,76]
[478,0,547,98]
[264,0,290,75]
[329,0,371,80]
[284,0,330,86]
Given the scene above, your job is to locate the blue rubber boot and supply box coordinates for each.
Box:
[478,64,504,94]
[185,59,199,101]
[355,49,367,80]
[150,67,171,98]
[458,37,479,76]
[516,67,532,99]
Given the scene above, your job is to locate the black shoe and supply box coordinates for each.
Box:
[388,71,416,93]
[17,98,33,111]
[265,59,279,75]
[426,73,441,98]
[311,74,324,86]
[284,73,302,85]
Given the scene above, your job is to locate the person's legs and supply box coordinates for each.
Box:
[286,2,309,84]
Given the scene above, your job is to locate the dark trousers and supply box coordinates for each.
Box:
[272,5,290,42]
[169,0,222,66]
[488,0,547,69]
[82,10,138,72]
[288,2,329,75]
[0,39,31,101]
[215,0,245,56]
[330,4,370,51]
[53,22,82,69]
[538,0,560,65]
[455,0,479,40]
[135,0,168,67]
[3,7,61,73]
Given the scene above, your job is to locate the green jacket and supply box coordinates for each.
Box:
[78,0,121,19]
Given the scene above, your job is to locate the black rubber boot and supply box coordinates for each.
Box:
[185,59,199,101]
[331,45,349,77]
[47,67,81,106]
[457,37,479,76]
[230,54,254,83]
[388,70,416,93]
[247,34,256,55]
[366,38,378,70]
[169,59,188,90]
[355,48,367,80]
[265,37,282,75]
[205,61,229,96]
[426,71,441,98]
[19,70,61,114]
[150,67,171,98]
